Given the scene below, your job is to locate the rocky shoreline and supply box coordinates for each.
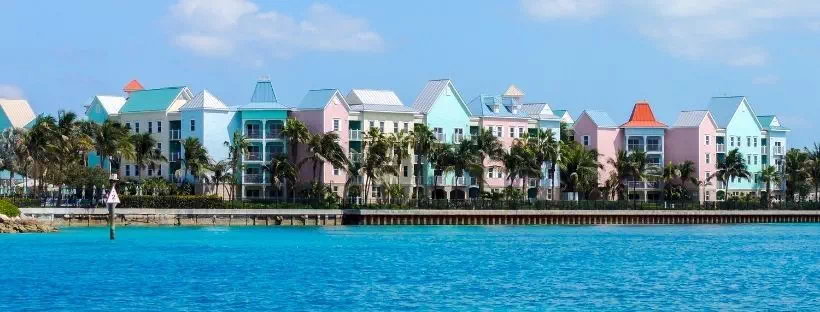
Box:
[0,214,58,233]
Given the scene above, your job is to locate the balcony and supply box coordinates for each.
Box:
[265,129,283,139]
[627,144,644,152]
[760,146,768,154]
[170,153,181,162]
[244,174,263,184]
[435,176,445,185]
[414,175,423,185]
[413,154,425,164]
[266,152,283,161]
[774,146,785,155]
[627,181,661,189]
[246,130,262,139]
[435,133,446,142]
[453,133,465,143]
[349,152,362,163]
[717,144,726,153]
[169,129,181,141]
[528,178,537,187]
[349,130,362,141]
[245,152,262,161]
[455,176,465,186]
[646,144,662,152]
[469,177,478,186]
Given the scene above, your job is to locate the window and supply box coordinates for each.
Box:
[705,135,710,145]
[403,166,409,177]
[488,167,495,179]
[706,153,710,164]
[157,121,162,133]
[731,176,735,183]
[393,122,398,133]
[135,166,140,176]
[497,167,503,178]
[157,143,162,151]
[148,164,154,177]
[706,171,711,180]
[379,121,385,132]
[519,127,525,138]
[509,127,515,138]
[753,137,758,147]
[332,186,339,193]
[747,155,751,165]
[754,154,758,165]
[190,120,196,131]
[369,121,375,130]
[125,122,131,130]
[148,121,153,134]
[332,119,340,132]
[372,186,382,199]
[125,165,131,176]
[706,191,711,201]
[583,135,590,146]
[747,136,751,147]
[403,122,409,132]
[496,126,502,138]
[157,165,161,177]
[730,136,734,147]
[135,122,140,133]
[333,166,340,176]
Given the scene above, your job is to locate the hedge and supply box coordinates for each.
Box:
[119,195,225,209]
[0,199,21,217]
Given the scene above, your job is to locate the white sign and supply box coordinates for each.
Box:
[106,187,121,205]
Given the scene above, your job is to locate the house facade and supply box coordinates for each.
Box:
[620,101,666,201]
[666,110,719,202]
[707,96,768,197]
[573,110,623,188]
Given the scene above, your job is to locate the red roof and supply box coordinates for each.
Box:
[123,79,144,92]
[621,101,667,128]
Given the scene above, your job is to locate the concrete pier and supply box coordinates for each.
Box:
[20,208,820,227]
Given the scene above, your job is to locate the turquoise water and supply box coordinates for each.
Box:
[2,225,819,311]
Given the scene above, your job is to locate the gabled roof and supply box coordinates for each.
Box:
[552,109,574,124]
[621,101,666,128]
[298,89,349,110]
[503,84,525,97]
[467,95,530,118]
[757,115,790,131]
[346,89,404,106]
[520,103,560,120]
[119,86,191,113]
[123,79,144,93]
[706,96,763,130]
[672,110,716,128]
[0,98,36,128]
[579,110,618,128]
[411,79,470,114]
[180,90,229,111]
[94,95,126,115]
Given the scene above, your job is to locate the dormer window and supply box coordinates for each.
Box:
[493,104,500,113]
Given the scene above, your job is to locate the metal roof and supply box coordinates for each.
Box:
[346,89,404,106]
[123,79,144,92]
[250,79,278,103]
[672,110,710,128]
[520,103,560,120]
[757,115,790,131]
[349,104,417,113]
[298,89,347,110]
[0,98,36,128]
[706,96,744,128]
[95,95,126,115]
[120,87,188,113]
[580,110,618,128]
[180,90,229,111]
[467,95,531,118]
[503,84,525,97]
[621,101,666,128]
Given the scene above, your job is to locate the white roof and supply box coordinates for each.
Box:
[0,98,36,128]
[346,89,404,106]
[96,95,126,115]
[179,90,229,111]
[503,84,525,97]
[520,103,559,119]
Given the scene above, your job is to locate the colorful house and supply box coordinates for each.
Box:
[551,109,574,126]
[292,88,350,198]
[666,110,719,201]
[179,90,236,187]
[411,79,473,199]
[233,78,290,198]
[0,98,36,130]
[620,101,666,200]
[573,110,622,189]
[757,114,790,199]
[707,96,768,198]
[520,100,562,199]
[346,89,420,199]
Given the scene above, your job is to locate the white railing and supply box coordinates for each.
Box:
[246,130,262,139]
[717,144,726,153]
[266,129,283,139]
[646,144,662,152]
[470,177,478,186]
[245,152,261,161]
[349,152,362,163]
[413,154,424,164]
[455,177,465,186]
[435,133,446,142]
[774,146,785,155]
[453,133,465,143]
[627,181,660,189]
[243,174,263,184]
[435,176,445,185]
[627,144,644,152]
[170,153,181,162]
[349,130,362,141]
[169,129,181,140]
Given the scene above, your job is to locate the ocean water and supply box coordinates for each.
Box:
[2,225,819,311]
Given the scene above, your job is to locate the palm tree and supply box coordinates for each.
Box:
[93,120,134,176]
[452,139,481,199]
[759,165,781,208]
[472,128,503,194]
[607,150,631,200]
[526,129,559,199]
[428,142,455,199]
[224,131,249,200]
[559,142,600,199]
[299,132,347,181]
[130,133,167,194]
[386,131,413,185]
[501,145,525,192]
[559,122,574,145]
[715,148,750,200]
[784,148,809,202]
[27,115,57,196]
[281,118,310,162]
[208,160,232,199]
[0,128,23,194]
[53,110,94,206]
[343,160,363,203]
[677,160,698,192]
[804,143,820,201]
[411,124,437,198]
[362,128,395,203]
[262,154,296,200]
[182,137,210,192]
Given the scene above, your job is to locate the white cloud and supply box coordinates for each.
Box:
[522,0,820,66]
[0,84,24,99]
[170,0,384,59]
[752,74,780,85]
[520,0,608,20]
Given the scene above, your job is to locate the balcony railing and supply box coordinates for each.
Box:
[717,144,726,153]
[453,133,465,143]
[349,152,362,163]
[169,129,181,141]
[349,130,362,141]
[455,177,465,186]
[528,178,537,187]
[435,176,445,185]
[170,153,181,162]
[627,144,644,152]
[247,130,262,139]
[627,181,661,189]
[266,152,283,161]
[774,146,785,155]
[760,146,768,154]
[265,129,283,139]
[646,144,662,152]
[435,133,446,142]
[413,154,424,164]
[469,177,478,186]
[244,174,263,184]
[245,152,261,161]
[414,175,423,185]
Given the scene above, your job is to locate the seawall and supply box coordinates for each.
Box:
[20,208,820,227]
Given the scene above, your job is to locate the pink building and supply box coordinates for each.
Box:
[665,110,719,202]
[291,89,351,195]
[573,110,623,186]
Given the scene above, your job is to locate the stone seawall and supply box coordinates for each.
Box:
[20,208,820,227]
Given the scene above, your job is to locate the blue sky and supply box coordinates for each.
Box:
[1,0,820,146]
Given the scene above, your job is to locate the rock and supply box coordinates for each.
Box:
[0,214,10,222]
[0,218,58,233]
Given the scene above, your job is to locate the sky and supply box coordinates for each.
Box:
[1,0,819,147]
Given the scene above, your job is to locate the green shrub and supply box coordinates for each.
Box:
[0,199,21,217]
[119,195,225,209]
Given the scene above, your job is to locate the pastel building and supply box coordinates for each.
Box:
[665,110,719,201]
[178,89,236,185]
[0,98,37,130]
[620,101,666,200]
[292,88,351,197]
[412,79,473,199]
[346,89,420,199]
[573,110,623,188]
[520,101,563,199]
